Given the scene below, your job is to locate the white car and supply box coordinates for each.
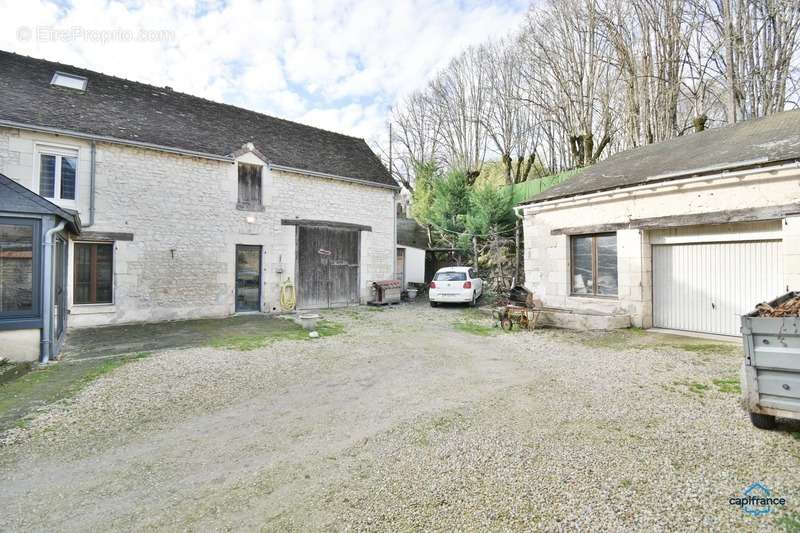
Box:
[429,266,483,307]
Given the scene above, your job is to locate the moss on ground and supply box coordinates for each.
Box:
[566,327,741,356]
[712,376,741,394]
[0,352,151,432]
[453,320,495,336]
[208,319,344,351]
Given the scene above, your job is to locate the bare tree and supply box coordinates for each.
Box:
[388,91,443,192]
[522,0,617,167]
[483,39,539,184]
[429,46,491,180]
[704,0,800,122]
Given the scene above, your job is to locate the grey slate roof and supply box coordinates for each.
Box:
[0,173,81,232]
[526,110,800,204]
[0,51,395,188]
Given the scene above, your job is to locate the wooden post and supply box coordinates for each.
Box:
[472,235,478,270]
[514,219,520,283]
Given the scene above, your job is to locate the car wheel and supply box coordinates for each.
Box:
[749,412,776,430]
[430,300,438,307]
[470,292,477,307]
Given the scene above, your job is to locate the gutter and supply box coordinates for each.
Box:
[519,159,800,213]
[0,119,235,163]
[40,220,66,364]
[270,163,400,191]
[87,140,96,227]
[0,119,399,191]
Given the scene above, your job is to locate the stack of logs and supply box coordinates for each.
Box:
[756,295,800,317]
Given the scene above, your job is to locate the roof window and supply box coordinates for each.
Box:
[50,71,88,91]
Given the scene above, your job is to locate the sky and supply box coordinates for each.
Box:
[0,0,529,145]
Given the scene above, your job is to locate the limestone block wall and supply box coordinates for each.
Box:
[1,127,396,328]
[522,164,800,328]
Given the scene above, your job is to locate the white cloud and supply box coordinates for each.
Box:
[0,0,528,140]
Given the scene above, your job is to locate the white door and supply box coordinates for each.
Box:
[652,240,784,336]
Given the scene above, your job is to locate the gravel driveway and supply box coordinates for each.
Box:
[1,304,798,531]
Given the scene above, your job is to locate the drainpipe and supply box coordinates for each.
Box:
[40,220,66,364]
[512,205,524,286]
[87,141,96,227]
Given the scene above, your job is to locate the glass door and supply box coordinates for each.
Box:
[54,236,66,339]
[235,245,261,312]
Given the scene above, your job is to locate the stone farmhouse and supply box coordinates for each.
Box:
[0,51,398,363]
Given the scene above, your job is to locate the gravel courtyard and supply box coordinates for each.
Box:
[1,304,798,531]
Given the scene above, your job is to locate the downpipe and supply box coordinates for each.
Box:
[40,220,66,365]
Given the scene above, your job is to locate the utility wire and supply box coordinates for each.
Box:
[426,220,518,239]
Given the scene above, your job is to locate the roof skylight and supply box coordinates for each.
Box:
[51,71,88,91]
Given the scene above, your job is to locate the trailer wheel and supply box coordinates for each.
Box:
[500,318,513,331]
[749,412,777,430]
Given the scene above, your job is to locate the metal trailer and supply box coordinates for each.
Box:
[741,291,800,429]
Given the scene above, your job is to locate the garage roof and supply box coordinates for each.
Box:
[0,51,395,189]
[524,110,800,204]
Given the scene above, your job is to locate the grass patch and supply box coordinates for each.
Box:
[679,343,738,355]
[453,320,495,336]
[567,328,741,356]
[0,351,151,432]
[208,319,344,351]
[776,510,800,532]
[712,376,741,394]
[316,319,345,337]
[672,380,710,395]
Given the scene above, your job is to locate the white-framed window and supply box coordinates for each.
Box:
[35,145,78,204]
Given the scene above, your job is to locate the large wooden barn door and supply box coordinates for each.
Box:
[297,226,359,308]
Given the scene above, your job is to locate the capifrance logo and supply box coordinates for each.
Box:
[729,482,787,517]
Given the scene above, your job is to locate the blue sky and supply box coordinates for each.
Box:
[1,0,529,143]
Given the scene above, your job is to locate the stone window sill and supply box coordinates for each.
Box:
[236,203,265,212]
[70,304,116,315]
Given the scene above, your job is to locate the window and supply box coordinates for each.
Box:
[237,163,262,209]
[37,147,78,201]
[571,233,617,296]
[74,243,113,304]
[0,220,39,318]
[51,71,88,91]
[434,271,467,281]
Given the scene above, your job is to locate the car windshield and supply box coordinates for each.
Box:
[435,271,467,281]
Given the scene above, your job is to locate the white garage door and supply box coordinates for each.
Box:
[652,240,784,336]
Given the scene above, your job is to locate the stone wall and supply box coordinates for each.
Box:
[0,127,396,328]
[522,165,800,328]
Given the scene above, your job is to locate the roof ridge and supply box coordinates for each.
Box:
[0,50,367,143]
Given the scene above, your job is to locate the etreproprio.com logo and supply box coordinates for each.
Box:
[729,482,787,517]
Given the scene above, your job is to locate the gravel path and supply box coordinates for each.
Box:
[1,304,798,531]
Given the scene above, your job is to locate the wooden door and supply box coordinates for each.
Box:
[298,226,359,308]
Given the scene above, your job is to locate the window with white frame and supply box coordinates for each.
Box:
[36,146,78,202]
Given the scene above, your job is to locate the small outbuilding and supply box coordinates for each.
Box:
[396,216,428,289]
[519,110,800,336]
[0,173,80,362]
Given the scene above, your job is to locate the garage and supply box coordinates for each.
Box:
[296,224,361,309]
[651,222,784,336]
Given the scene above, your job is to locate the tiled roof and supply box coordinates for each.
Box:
[527,110,800,203]
[0,51,395,188]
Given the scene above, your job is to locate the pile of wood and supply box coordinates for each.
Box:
[755,295,800,317]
